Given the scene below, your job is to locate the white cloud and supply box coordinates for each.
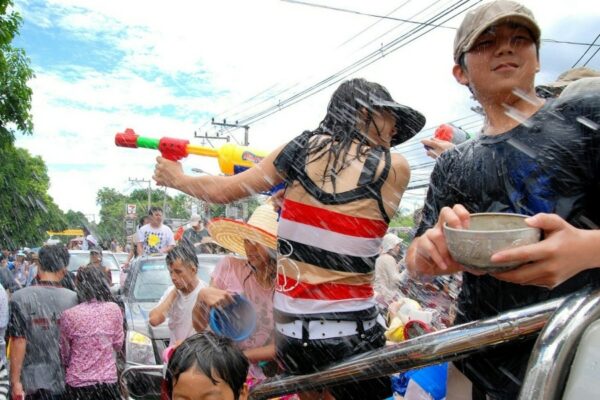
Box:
[12,0,600,219]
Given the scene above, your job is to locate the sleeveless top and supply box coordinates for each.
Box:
[273,132,392,324]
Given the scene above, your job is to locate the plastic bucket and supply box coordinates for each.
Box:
[209,294,257,342]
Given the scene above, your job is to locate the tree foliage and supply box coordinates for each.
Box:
[63,209,90,229]
[0,147,66,248]
[0,0,34,146]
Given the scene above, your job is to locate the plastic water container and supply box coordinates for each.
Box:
[209,294,257,342]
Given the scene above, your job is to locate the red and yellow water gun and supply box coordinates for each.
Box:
[115,128,267,175]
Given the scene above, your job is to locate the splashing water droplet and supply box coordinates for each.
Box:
[576,116,599,131]
[504,104,533,128]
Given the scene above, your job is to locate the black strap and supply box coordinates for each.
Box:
[294,146,392,222]
[275,307,380,324]
[357,147,383,186]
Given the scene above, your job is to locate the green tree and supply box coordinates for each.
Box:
[96,188,128,245]
[0,147,65,248]
[63,209,90,229]
[0,0,34,146]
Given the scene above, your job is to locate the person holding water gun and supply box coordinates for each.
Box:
[421,123,470,160]
[150,78,425,399]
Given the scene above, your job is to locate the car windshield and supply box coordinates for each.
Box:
[113,252,129,265]
[68,252,120,272]
[132,256,221,302]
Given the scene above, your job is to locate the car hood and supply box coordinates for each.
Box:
[125,300,169,340]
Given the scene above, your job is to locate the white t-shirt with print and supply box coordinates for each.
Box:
[160,280,207,346]
[137,224,175,255]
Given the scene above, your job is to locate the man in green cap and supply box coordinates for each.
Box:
[407,1,600,398]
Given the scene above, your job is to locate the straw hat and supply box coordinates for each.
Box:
[207,203,278,256]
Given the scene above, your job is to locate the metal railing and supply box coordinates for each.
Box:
[519,287,600,400]
[117,289,600,400]
[249,295,567,399]
[119,364,163,399]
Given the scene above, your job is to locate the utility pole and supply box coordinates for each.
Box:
[210,118,250,146]
[129,178,152,212]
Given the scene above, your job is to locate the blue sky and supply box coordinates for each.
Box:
[11,0,600,219]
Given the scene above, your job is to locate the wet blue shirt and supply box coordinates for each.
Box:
[417,94,600,398]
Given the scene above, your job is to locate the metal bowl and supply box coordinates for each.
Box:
[443,213,541,272]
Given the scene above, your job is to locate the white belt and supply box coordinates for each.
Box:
[276,315,386,340]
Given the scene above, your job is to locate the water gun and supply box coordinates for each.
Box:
[433,124,469,145]
[115,128,267,175]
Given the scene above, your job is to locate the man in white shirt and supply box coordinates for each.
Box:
[137,206,175,256]
[148,242,206,346]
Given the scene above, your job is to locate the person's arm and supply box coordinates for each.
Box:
[192,287,234,332]
[379,153,411,218]
[8,300,27,399]
[112,305,125,351]
[136,242,143,258]
[9,337,26,398]
[421,137,456,160]
[243,344,276,363]
[153,144,286,204]
[148,287,177,326]
[406,204,470,277]
[0,289,8,330]
[490,214,600,289]
[59,315,71,367]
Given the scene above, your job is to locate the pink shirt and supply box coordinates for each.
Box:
[59,301,124,387]
[211,256,274,351]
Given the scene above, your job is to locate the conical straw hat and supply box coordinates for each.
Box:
[207,203,278,256]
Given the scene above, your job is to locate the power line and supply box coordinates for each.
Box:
[209,0,427,132]
[542,39,600,47]
[583,45,600,67]
[234,0,477,127]
[204,5,597,140]
[281,0,456,29]
[572,33,600,68]
[337,0,415,48]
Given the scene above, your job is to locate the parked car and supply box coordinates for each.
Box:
[67,250,121,293]
[120,253,223,399]
[113,251,129,266]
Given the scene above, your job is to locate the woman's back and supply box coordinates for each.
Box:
[275,133,403,315]
[60,301,124,387]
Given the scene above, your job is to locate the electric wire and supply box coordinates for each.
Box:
[571,33,600,68]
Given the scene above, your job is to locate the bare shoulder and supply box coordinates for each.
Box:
[389,152,410,185]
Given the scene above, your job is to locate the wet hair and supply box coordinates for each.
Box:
[166,241,198,270]
[75,265,114,303]
[242,245,277,291]
[38,244,69,273]
[149,206,163,216]
[166,332,249,399]
[304,78,393,192]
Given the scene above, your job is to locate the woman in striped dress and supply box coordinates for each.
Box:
[153,78,425,399]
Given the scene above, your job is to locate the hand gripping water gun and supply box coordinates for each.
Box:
[115,129,284,194]
[115,128,267,175]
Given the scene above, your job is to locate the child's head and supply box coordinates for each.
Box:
[166,241,199,293]
[166,332,250,400]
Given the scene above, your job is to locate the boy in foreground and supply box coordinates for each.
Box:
[406,1,600,398]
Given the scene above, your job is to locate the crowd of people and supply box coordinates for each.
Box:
[1,0,599,399]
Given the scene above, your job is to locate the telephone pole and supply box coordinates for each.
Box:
[129,178,152,212]
[210,118,250,146]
